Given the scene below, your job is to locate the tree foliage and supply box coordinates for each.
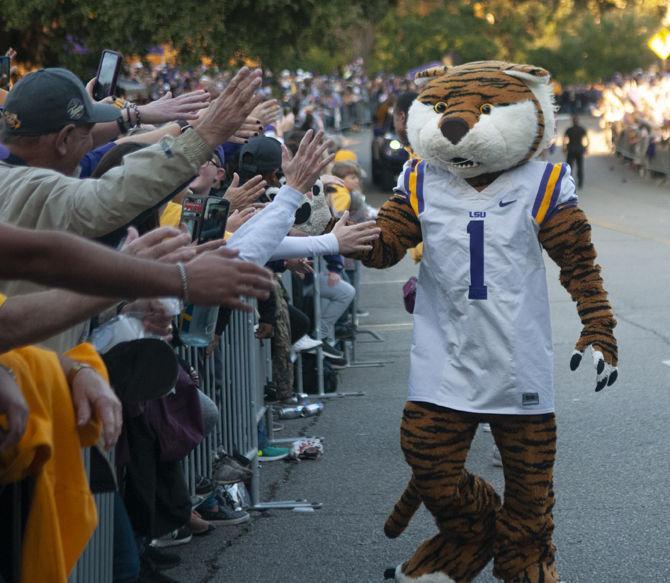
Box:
[0,0,389,76]
[368,0,667,82]
[0,0,666,82]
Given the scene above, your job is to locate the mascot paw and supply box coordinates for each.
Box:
[570,346,618,392]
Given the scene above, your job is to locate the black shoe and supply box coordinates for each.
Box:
[335,322,356,340]
[101,339,178,403]
[321,340,344,360]
[142,546,181,571]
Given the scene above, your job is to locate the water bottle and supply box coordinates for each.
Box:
[179,304,219,347]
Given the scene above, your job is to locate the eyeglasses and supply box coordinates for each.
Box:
[206,158,221,169]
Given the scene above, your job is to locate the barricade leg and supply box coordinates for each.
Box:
[303,257,365,399]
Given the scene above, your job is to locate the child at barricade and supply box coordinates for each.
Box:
[327,157,377,222]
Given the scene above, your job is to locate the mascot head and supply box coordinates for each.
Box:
[407,60,556,178]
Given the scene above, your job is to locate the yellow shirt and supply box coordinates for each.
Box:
[329,184,352,215]
[0,295,105,582]
[160,201,183,228]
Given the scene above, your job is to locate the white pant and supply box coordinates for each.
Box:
[318,273,355,340]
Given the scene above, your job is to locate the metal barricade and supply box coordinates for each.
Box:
[69,449,114,583]
[179,303,319,511]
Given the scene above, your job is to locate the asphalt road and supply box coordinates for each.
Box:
[172,121,670,583]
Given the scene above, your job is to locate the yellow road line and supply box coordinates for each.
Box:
[591,219,670,246]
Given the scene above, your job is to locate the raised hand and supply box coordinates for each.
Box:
[226,208,256,233]
[224,173,267,211]
[249,99,281,127]
[138,90,211,124]
[183,247,273,311]
[332,211,381,255]
[193,67,265,148]
[570,328,618,392]
[282,130,334,195]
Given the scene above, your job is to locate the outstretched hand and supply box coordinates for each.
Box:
[332,211,381,255]
[184,247,273,311]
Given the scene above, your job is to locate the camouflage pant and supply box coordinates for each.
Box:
[271,278,293,401]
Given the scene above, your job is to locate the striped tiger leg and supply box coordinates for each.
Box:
[397,402,501,582]
[489,414,558,583]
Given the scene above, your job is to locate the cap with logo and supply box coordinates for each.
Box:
[1,68,120,136]
[238,136,282,177]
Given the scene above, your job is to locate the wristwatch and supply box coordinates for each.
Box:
[176,119,192,133]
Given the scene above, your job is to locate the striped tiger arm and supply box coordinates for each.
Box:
[539,206,618,366]
[349,196,423,269]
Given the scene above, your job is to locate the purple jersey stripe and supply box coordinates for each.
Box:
[532,162,555,218]
[416,161,426,213]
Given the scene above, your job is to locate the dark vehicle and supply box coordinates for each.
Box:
[371,128,408,190]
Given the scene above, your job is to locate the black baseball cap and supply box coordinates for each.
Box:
[1,68,120,136]
[238,136,283,176]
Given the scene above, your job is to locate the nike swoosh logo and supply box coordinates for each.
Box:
[499,199,517,207]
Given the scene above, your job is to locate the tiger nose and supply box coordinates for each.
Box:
[440,118,470,144]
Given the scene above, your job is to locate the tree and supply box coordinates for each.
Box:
[0,0,391,76]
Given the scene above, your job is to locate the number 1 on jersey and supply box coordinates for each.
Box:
[467,220,488,300]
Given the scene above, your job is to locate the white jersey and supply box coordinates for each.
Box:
[396,160,577,414]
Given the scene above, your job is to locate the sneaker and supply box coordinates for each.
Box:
[142,546,181,571]
[150,526,192,548]
[195,475,215,495]
[214,452,253,476]
[321,340,344,360]
[492,445,503,467]
[292,335,322,352]
[356,309,370,317]
[328,357,348,369]
[197,504,250,525]
[213,461,252,484]
[258,446,290,461]
[335,322,356,340]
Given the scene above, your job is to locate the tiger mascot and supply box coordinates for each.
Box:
[352,61,619,582]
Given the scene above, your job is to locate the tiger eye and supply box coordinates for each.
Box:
[434,102,447,114]
[480,103,493,114]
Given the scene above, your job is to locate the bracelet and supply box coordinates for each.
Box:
[116,109,130,135]
[176,262,190,304]
[130,103,142,127]
[0,364,16,382]
[66,362,93,386]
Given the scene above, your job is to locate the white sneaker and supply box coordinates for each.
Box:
[492,445,503,467]
[292,335,322,353]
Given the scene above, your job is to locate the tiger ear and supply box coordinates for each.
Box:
[503,64,551,85]
[414,66,449,85]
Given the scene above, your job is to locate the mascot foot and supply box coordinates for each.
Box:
[505,561,559,583]
[392,565,457,583]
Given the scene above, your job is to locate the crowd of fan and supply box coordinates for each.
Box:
[0,49,388,583]
[595,69,670,170]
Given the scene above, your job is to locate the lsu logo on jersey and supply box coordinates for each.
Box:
[469,211,487,218]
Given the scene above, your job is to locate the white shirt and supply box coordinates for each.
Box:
[396,160,577,414]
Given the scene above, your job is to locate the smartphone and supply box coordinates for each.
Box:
[0,56,10,91]
[180,195,207,242]
[198,197,230,243]
[93,50,123,101]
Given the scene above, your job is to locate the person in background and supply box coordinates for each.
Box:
[564,114,589,189]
